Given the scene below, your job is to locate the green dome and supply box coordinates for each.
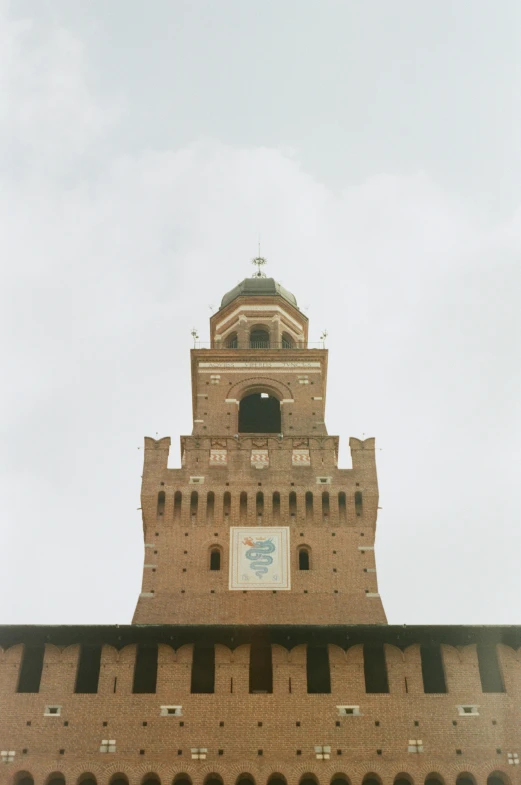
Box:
[220,277,298,310]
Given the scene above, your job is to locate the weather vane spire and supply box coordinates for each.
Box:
[251,243,267,278]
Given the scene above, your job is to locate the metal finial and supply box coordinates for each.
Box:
[251,254,267,278]
[320,330,328,347]
[191,327,199,348]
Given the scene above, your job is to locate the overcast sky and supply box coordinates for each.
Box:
[1,0,520,626]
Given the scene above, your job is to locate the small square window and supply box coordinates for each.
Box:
[44,706,62,717]
[140,750,145,755]
[218,750,223,755]
[160,705,183,717]
[457,705,479,716]
[337,705,362,717]
[100,740,116,753]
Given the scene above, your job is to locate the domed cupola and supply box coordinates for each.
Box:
[210,257,308,350]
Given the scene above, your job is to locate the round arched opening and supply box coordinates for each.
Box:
[204,776,223,785]
[250,328,270,348]
[142,777,161,785]
[363,775,382,785]
[173,775,192,785]
[456,775,476,785]
[238,393,281,433]
[46,776,66,785]
[488,775,510,785]
[331,776,351,785]
[14,774,34,785]
[300,776,318,785]
[281,332,294,349]
[226,332,238,348]
[110,776,129,785]
[78,776,97,785]
[425,775,444,785]
[267,777,287,785]
[236,776,255,785]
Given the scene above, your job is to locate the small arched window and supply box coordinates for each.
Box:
[250,328,270,348]
[78,777,97,785]
[305,491,313,519]
[16,777,35,785]
[174,491,182,521]
[272,491,280,521]
[355,490,363,516]
[190,491,198,519]
[157,491,165,517]
[298,547,310,571]
[322,490,330,518]
[256,491,264,517]
[223,491,231,517]
[289,491,297,517]
[225,332,238,348]
[210,548,221,571]
[338,491,347,522]
[281,332,294,349]
[206,491,215,522]
[240,491,247,522]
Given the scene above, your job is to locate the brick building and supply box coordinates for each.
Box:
[1,268,520,785]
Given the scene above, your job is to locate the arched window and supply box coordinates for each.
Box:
[173,775,192,785]
[15,776,35,785]
[250,328,270,348]
[289,491,297,517]
[300,776,318,785]
[223,491,231,517]
[206,491,215,523]
[190,491,198,519]
[425,776,444,785]
[142,777,161,785]
[204,776,223,785]
[331,776,350,785]
[281,332,294,349]
[78,777,97,785]
[355,490,363,516]
[338,491,346,522]
[47,777,66,785]
[487,774,510,785]
[157,491,165,517]
[240,491,247,522]
[236,777,255,785]
[298,547,310,571]
[322,491,330,518]
[225,332,238,348]
[256,491,264,517]
[362,776,382,785]
[305,491,313,520]
[174,491,182,521]
[272,491,280,521]
[394,778,413,785]
[456,774,476,785]
[267,776,286,785]
[238,393,281,433]
[210,548,221,571]
[110,778,129,785]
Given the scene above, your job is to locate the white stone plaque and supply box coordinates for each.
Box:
[229,527,291,590]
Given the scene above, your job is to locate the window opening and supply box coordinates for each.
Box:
[238,393,281,433]
[289,491,297,517]
[477,644,505,693]
[157,491,165,517]
[210,549,221,571]
[249,641,273,693]
[75,644,102,694]
[298,547,310,571]
[173,491,182,521]
[420,644,447,693]
[226,332,238,348]
[272,491,280,522]
[240,491,247,522]
[322,491,330,518]
[256,491,264,518]
[17,645,44,693]
[191,644,215,693]
[206,491,215,523]
[338,491,347,522]
[190,491,198,519]
[305,491,313,520]
[306,644,331,693]
[281,332,294,349]
[355,491,363,516]
[223,491,231,517]
[132,644,158,694]
[364,644,389,693]
[250,328,270,348]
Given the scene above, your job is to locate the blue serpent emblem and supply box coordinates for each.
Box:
[243,536,276,578]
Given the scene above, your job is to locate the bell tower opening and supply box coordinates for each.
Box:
[238,393,281,434]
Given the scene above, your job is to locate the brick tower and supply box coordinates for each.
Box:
[1,265,520,785]
[133,268,386,626]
